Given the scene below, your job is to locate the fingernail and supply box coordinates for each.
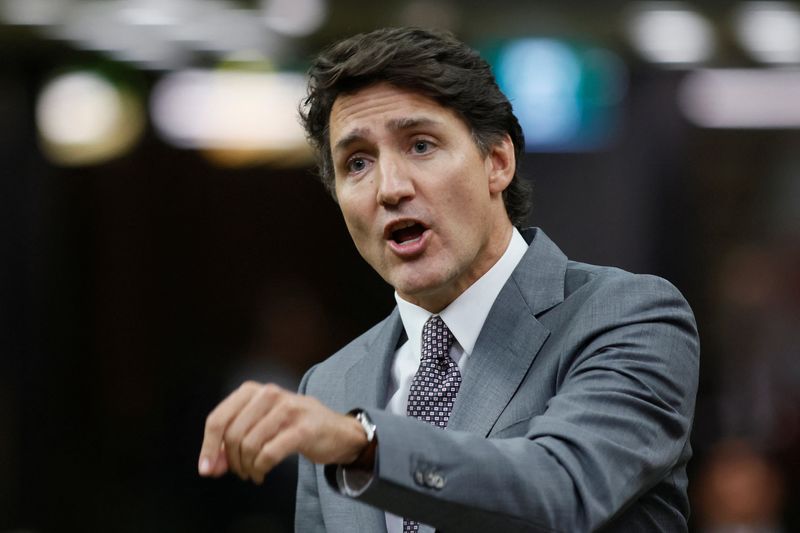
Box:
[199,457,211,475]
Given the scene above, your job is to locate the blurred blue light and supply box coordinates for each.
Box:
[497,39,582,147]
[488,38,627,152]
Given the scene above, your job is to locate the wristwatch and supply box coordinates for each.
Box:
[354,410,376,444]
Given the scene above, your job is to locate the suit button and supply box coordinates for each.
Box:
[425,471,445,489]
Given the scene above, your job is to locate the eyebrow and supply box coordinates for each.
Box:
[332,117,443,155]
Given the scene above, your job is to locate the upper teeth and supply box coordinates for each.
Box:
[395,220,416,230]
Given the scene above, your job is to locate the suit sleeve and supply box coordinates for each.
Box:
[295,364,327,533]
[324,274,700,532]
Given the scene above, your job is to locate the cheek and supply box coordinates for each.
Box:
[447,155,486,194]
[339,197,375,247]
[444,176,486,216]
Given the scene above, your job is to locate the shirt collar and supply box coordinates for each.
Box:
[395,227,528,359]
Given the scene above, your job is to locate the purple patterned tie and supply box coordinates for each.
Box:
[403,315,462,532]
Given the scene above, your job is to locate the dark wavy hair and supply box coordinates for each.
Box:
[300,27,531,226]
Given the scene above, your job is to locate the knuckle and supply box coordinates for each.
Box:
[241,436,260,457]
[281,395,304,417]
[273,397,291,417]
[293,419,313,442]
[224,425,243,443]
[258,448,278,468]
[253,383,290,409]
[259,383,283,400]
[205,414,223,434]
[239,380,260,392]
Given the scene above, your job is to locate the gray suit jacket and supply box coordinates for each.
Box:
[296,228,699,532]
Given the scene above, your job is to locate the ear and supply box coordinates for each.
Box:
[486,133,516,195]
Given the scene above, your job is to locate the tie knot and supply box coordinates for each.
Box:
[421,315,454,361]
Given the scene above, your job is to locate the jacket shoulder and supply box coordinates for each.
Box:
[563,260,690,306]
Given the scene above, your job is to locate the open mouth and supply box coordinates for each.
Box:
[392,223,426,245]
[386,220,428,246]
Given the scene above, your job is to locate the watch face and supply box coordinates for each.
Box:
[357,412,376,441]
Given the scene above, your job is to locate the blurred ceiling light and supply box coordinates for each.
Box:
[163,0,230,46]
[0,0,70,26]
[36,71,144,165]
[31,0,286,69]
[260,0,327,37]
[108,34,190,70]
[625,2,715,65]
[679,69,800,128]
[53,1,188,69]
[169,3,280,57]
[150,69,310,158]
[734,2,800,64]
[55,1,174,65]
[117,0,182,27]
[207,8,275,54]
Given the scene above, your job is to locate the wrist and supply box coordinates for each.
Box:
[346,410,377,469]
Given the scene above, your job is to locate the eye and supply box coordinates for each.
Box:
[412,140,432,154]
[347,157,368,173]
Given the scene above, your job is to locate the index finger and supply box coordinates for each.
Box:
[199,382,259,475]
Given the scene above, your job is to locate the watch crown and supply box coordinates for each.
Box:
[355,410,376,443]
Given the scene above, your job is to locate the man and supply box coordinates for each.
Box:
[199,27,699,532]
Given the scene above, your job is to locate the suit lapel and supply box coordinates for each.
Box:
[447,228,567,436]
[344,308,403,411]
[446,283,549,435]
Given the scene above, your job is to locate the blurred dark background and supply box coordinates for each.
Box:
[1,1,799,531]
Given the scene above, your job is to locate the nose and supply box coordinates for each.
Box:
[376,153,414,206]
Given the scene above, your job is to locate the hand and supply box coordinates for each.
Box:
[198,381,369,484]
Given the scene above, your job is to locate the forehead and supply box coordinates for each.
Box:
[329,83,466,144]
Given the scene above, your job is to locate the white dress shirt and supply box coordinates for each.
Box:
[345,228,528,533]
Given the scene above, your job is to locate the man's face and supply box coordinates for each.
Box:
[329,83,515,312]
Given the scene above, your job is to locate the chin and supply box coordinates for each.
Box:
[384,258,455,300]
[394,276,448,301]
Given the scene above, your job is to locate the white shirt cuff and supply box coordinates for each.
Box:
[337,463,375,497]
